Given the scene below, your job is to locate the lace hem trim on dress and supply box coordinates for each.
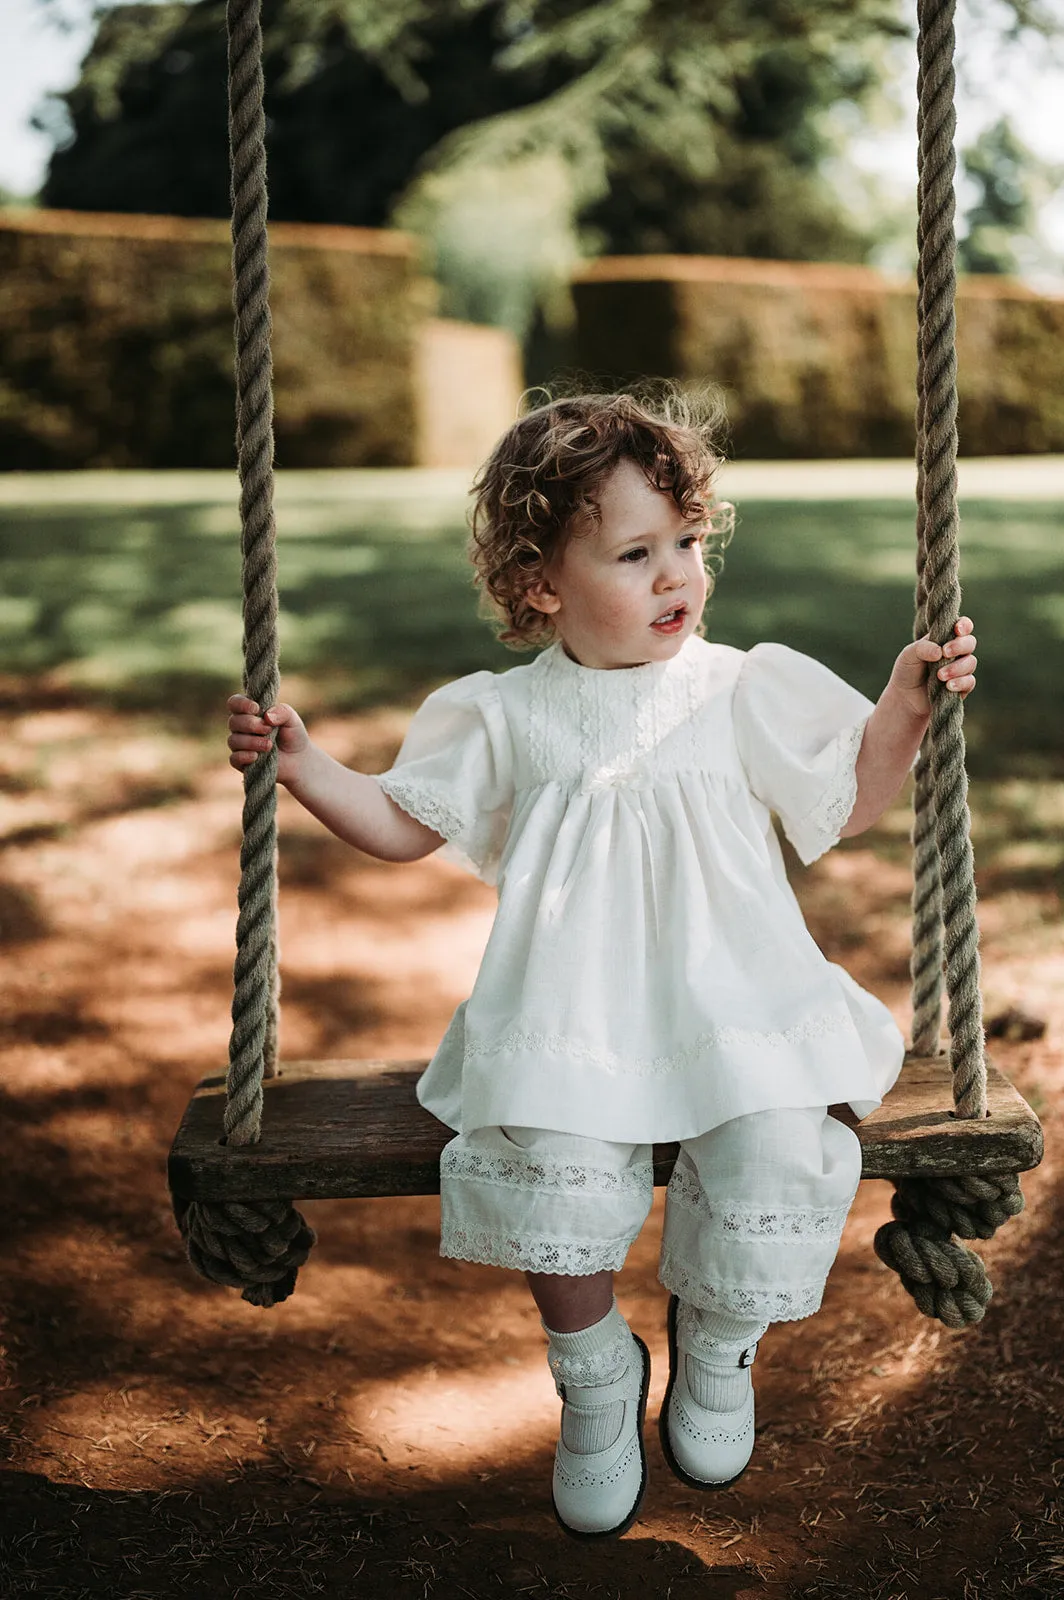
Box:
[659,1249,825,1323]
[462,1009,854,1079]
[440,1226,634,1277]
[666,1164,853,1244]
[441,1144,653,1200]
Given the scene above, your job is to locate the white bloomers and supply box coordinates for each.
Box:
[440,1107,863,1324]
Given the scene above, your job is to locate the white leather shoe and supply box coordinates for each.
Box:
[551,1333,651,1539]
[659,1296,758,1489]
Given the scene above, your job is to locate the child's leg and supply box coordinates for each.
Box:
[660,1105,862,1326]
[438,1124,653,1537]
[657,1106,862,1487]
[525,1270,614,1331]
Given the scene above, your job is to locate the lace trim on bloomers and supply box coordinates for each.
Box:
[375,773,468,843]
[795,716,868,860]
[666,1164,853,1243]
[462,1010,853,1079]
[440,1225,634,1277]
[659,1249,825,1324]
[441,1144,653,1201]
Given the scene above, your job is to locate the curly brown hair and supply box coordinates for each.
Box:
[469,384,734,649]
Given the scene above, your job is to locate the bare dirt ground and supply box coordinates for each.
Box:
[1,701,1062,1599]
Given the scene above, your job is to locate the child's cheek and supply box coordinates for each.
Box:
[596,585,640,630]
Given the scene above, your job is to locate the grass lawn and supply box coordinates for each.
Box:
[1,469,1060,775]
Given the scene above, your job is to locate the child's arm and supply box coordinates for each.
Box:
[227,695,446,862]
[840,616,977,838]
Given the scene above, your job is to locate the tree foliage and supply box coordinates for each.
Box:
[41,1,574,226]
[957,116,1053,275]
[42,1,903,245]
[35,0,1056,342]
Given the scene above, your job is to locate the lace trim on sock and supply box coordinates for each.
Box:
[667,1164,852,1243]
[441,1143,653,1200]
[676,1300,766,1359]
[440,1225,633,1277]
[548,1331,633,1390]
[660,1248,825,1323]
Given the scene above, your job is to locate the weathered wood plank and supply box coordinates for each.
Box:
[832,1053,1043,1178]
[167,1053,1043,1203]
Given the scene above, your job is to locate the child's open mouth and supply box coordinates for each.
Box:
[651,605,687,634]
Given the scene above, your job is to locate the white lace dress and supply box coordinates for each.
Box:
[374,635,905,1145]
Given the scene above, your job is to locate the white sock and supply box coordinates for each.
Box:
[678,1302,768,1413]
[544,1300,637,1456]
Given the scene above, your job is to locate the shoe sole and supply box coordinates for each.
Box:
[658,1294,750,1492]
[552,1333,651,1542]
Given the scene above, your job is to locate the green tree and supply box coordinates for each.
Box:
[40,1,907,247]
[957,116,1049,275]
[41,0,570,226]
[35,0,1057,343]
[38,0,911,343]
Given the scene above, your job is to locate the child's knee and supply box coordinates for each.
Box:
[692,1106,860,1184]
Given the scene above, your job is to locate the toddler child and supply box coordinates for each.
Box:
[227,390,978,1540]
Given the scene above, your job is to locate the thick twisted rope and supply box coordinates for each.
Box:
[908,43,945,1059]
[875,1173,1024,1329]
[875,0,1024,1324]
[177,0,315,1305]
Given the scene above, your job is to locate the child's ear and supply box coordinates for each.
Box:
[524,577,562,615]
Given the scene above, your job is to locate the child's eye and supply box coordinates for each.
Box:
[619,547,647,563]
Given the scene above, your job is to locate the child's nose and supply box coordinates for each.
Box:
[655,563,686,591]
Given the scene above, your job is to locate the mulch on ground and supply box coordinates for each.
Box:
[1,704,1061,1599]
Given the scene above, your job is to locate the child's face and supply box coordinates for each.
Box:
[527,458,708,670]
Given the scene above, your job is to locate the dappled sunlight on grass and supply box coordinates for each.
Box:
[1,474,1061,773]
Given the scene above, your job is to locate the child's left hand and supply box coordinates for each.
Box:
[889,617,978,719]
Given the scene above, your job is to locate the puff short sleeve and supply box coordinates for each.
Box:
[374,672,514,885]
[734,642,874,866]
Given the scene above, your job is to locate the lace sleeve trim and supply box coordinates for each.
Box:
[790,715,869,864]
[374,774,467,843]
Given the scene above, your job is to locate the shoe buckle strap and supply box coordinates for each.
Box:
[556,1372,632,1407]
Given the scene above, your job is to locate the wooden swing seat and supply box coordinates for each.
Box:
[167,1051,1043,1205]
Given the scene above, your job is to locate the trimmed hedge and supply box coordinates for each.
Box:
[0,209,425,470]
[572,256,1064,457]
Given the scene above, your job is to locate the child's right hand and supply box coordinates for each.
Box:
[227,695,309,785]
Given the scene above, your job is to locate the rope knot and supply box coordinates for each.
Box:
[175,1195,316,1307]
[873,1172,1024,1328]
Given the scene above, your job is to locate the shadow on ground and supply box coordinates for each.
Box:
[1,704,1062,1598]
